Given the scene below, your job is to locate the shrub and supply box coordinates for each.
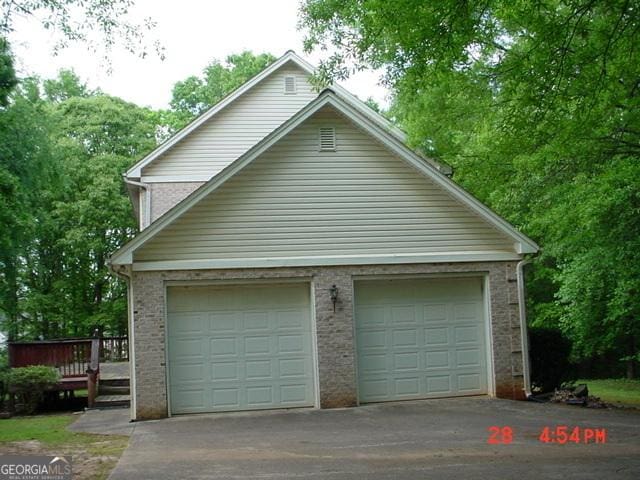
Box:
[529,326,576,393]
[6,366,60,414]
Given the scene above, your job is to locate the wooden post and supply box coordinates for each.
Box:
[86,335,101,408]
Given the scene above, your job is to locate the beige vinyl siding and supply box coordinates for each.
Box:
[134,107,515,262]
[142,63,317,178]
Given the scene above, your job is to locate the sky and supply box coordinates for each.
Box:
[8,0,389,110]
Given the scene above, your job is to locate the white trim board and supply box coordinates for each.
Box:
[130,252,523,272]
[110,90,537,267]
[125,50,450,181]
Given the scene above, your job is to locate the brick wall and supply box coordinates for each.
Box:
[149,182,204,222]
[130,261,525,420]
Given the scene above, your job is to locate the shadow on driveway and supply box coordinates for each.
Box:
[108,397,640,479]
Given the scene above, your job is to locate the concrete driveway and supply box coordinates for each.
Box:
[108,398,640,479]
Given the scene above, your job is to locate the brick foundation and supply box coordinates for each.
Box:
[129,261,526,420]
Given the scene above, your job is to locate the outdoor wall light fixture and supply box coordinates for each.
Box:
[329,284,338,312]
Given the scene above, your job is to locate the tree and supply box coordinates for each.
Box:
[0,68,158,340]
[1,0,163,62]
[50,94,157,335]
[0,75,57,340]
[169,51,276,128]
[300,0,640,375]
[0,38,17,105]
[43,70,91,102]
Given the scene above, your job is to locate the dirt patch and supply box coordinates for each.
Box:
[0,437,128,480]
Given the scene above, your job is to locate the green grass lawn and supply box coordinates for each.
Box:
[0,414,129,479]
[576,378,640,406]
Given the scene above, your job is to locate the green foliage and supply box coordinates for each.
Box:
[43,70,91,102]
[169,51,276,128]
[0,38,17,106]
[301,0,640,375]
[0,0,163,62]
[529,327,575,392]
[5,366,61,414]
[0,69,157,340]
[0,49,280,341]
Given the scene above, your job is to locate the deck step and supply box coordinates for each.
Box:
[99,377,130,387]
[94,394,130,408]
[99,385,130,396]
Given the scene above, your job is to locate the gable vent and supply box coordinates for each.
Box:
[284,75,296,94]
[319,127,336,151]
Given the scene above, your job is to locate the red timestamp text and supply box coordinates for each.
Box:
[487,426,608,445]
[538,426,607,444]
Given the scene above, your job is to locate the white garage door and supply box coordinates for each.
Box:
[355,277,488,403]
[167,283,316,414]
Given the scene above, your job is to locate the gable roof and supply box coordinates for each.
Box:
[125,50,451,179]
[110,89,538,267]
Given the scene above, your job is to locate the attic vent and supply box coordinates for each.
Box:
[319,127,336,151]
[284,75,296,94]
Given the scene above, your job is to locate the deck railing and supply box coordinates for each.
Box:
[100,336,129,362]
[8,335,128,408]
[8,339,93,377]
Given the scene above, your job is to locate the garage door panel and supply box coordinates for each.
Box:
[168,283,315,414]
[424,304,447,322]
[171,338,205,359]
[243,312,269,330]
[457,373,482,392]
[280,384,308,404]
[170,313,207,334]
[173,389,206,410]
[279,358,308,377]
[390,305,417,324]
[456,348,482,367]
[244,335,271,355]
[277,334,306,353]
[172,363,205,382]
[394,377,420,396]
[210,313,239,332]
[245,359,273,379]
[210,337,237,356]
[426,375,451,394]
[454,302,482,321]
[360,354,387,374]
[392,329,419,348]
[275,310,308,329]
[355,306,385,327]
[359,330,386,349]
[454,325,481,343]
[424,327,449,345]
[211,362,239,381]
[212,388,240,408]
[360,379,389,399]
[425,350,450,369]
[394,352,419,371]
[356,277,488,403]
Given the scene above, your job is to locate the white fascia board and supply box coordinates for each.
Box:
[287,54,408,139]
[329,96,540,254]
[125,52,302,179]
[126,49,448,181]
[287,54,451,175]
[110,94,337,266]
[110,90,538,266]
[140,175,211,183]
[131,251,523,272]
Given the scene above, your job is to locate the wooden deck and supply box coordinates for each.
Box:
[8,337,129,408]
